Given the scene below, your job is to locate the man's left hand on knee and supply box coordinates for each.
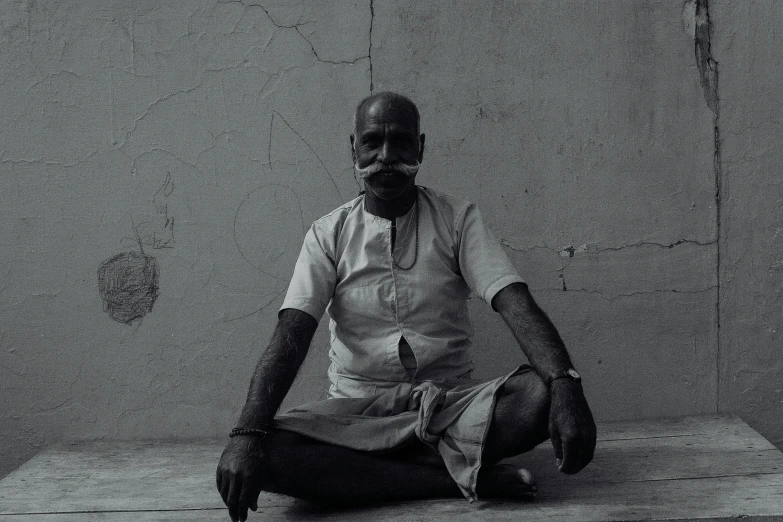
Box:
[548,379,597,474]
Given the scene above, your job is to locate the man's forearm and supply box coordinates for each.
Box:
[492,282,574,382]
[236,308,318,429]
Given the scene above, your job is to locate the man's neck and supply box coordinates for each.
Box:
[364,184,418,220]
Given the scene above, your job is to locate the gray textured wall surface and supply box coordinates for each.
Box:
[0,0,778,479]
[715,0,783,449]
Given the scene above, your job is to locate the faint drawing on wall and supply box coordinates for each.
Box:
[229,111,344,290]
[120,172,176,251]
[233,183,305,282]
[98,171,175,324]
[97,251,160,324]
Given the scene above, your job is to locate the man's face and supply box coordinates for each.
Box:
[351,98,425,201]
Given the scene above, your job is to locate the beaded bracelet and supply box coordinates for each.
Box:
[229,427,271,438]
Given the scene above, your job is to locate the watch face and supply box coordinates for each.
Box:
[567,368,581,380]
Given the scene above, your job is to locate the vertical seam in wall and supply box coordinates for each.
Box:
[694,0,721,414]
[714,103,721,414]
[369,0,374,93]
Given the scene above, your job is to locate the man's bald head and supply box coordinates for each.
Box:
[350,91,425,202]
[352,91,421,137]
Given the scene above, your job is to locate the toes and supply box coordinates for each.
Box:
[518,467,536,488]
[495,465,538,498]
[518,468,538,497]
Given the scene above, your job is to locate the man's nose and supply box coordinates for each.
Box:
[377,140,397,164]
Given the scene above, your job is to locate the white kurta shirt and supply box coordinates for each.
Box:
[280,186,524,397]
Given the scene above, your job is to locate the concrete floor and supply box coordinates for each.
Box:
[1,416,783,521]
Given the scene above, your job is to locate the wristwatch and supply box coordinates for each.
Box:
[546,368,581,386]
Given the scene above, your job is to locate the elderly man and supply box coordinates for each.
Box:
[217,92,596,521]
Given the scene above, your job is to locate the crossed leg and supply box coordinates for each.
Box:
[258,371,551,504]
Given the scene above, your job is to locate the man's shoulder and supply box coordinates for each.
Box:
[419,186,475,225]
[310,195,363,235]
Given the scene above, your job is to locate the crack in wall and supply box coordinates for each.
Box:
[369,0,374,93]
[500,238,716,255]
[0,149,102,168]
[293,25,369,65]
[695,1,719,114]
[694,0,722,412]
[225,0,368,65]
[536,286,718,302]
[269,109,342,199]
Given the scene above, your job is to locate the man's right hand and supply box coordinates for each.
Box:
[216,436,267,522]
[217,309,317,520]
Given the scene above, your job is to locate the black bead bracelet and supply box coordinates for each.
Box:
[229,427,271,438]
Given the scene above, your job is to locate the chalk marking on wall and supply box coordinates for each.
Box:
[232,182,305,282]
[270,110,343,201]
[120,172,177,251]
[229,109,347,319]
[221,290,283,323]
[97,251,160,325]
[100,172,178,324]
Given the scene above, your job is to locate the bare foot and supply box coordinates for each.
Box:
[477,464,537,500]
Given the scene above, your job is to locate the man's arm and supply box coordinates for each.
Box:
[217,308,318,522]
[492,282,596,474]
[236,308,318,429]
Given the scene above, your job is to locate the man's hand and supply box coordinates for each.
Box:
[217,309,316,520]
[548,380,596,474]
[216,436,267,522]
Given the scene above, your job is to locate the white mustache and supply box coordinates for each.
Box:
[354,160,420,180]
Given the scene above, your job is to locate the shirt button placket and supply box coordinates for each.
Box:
[389,222,397,313]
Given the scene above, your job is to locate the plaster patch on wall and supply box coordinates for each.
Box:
[682,0,697,39]
[693,0,719,115]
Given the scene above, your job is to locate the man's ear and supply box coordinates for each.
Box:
[350,134,356,164]
[418,133,426,163]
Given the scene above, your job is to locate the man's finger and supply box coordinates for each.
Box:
[238,479,262,522]
[564,430,595,474]
[238,488,254,522]
[242,476,264,517]
[572,446,587,474]
[577,439,595,472]
[219,472,231,505]
[559,438,579,474]
[227,476,242,522]
[550,429,563,466]
[246,480,261,513]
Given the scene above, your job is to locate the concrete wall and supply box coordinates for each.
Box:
[714,0,783,449]
[0,0,778,479]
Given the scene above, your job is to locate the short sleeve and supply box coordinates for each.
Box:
[457,203,525,306]
[279,224,337,321]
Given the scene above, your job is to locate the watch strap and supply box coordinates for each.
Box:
[546,368,581,386]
